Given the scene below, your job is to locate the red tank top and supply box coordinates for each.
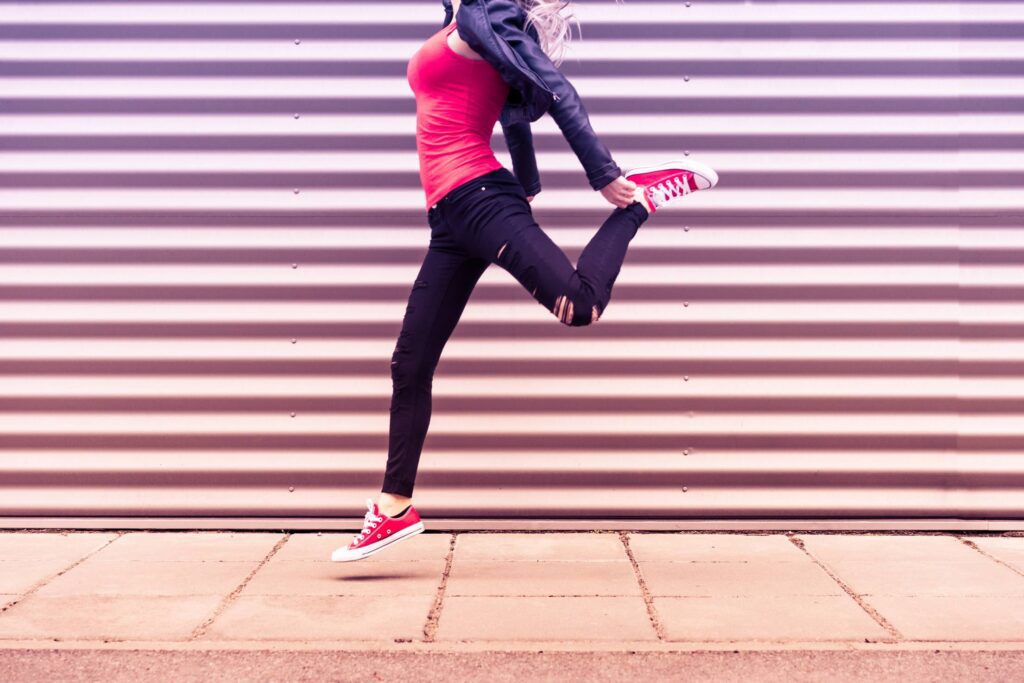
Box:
[407,21,511,212]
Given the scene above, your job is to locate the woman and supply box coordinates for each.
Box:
[332,0,718,561]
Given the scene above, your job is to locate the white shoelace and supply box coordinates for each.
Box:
[650,173,692,207]
[351,498,383,545]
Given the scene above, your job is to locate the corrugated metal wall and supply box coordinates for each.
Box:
[1,1,1022,528]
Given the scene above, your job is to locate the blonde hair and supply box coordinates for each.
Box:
[515,0,625,68]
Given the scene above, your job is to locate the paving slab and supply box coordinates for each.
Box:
[818,559,1024,597]
[0,595,220,641]
[455,533,626,561]
[0,560,85,595]
[273,532,452,562]
[654,594,890,642]
[969,536,1024,572]
[0,533,117,563]
[242,558,444,597]
[35,559,259,597]
[628,533,805,563]
[798,534,976,562]
[92,532,281,563]
[639,560,844,597]
[201,594,433,641]
[446,560,641,596]
[863,594,1024,641]
[435,596,656,642]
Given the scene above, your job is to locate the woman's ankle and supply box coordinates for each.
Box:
[377,492,412,516]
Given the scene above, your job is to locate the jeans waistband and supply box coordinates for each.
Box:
[437,167,517,206]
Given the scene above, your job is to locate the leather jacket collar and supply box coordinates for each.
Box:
[438,0,621,194]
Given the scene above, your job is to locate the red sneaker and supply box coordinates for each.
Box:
[331,498,425,562]
[625,158,719,214]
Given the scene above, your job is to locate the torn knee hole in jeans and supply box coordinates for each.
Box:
[554,296,602,325]
[553,294,574,325]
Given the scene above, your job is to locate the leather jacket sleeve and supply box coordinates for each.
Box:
[500,118,541,196]
[488,0,621,192]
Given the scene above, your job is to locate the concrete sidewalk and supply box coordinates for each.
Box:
[1,530,1023,658]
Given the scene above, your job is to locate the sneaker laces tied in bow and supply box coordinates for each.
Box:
[351,498,383,546]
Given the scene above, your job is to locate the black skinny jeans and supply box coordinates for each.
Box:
[382,166,649,497]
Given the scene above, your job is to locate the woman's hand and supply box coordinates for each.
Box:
[600,176,639,209]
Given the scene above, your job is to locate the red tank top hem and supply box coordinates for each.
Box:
[407,22,511,212]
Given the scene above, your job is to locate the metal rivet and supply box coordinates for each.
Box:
[684,225,690,231]
[294,113,300,119]
[683,449,690,455]
[682,486,688,492]
[684,150,690,156]
[291,263,298,269]
[293,188,300,194]
[290,412,296,417]
[294,39,301,45]
[684,75,689,82]
[291,338,297,344]
[684,375,689,381]
[683,301,689,307]
[481,186,486,190]
[288,486,295,492]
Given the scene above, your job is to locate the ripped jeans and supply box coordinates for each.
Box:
[382,166,649,497]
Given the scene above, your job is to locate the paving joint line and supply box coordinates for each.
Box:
[421,532,458,643]
[786,533,902,643]
[619,531,667,641]
[188,533,290,641]
[0,531,125,615]
[955,535,1024,579]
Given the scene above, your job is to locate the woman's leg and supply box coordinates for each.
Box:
[447,170,650,326]
[380,222,489,507]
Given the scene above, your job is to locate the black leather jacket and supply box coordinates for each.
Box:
[440,0,621,196]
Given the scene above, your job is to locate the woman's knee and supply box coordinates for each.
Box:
[391,332,434,386]
[552,291,602,326]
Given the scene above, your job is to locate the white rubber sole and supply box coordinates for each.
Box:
[625,158,719,190]
[330,521,425,562]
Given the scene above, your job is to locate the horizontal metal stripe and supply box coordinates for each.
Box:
[5,469,1019,489]
[6,40,1024,61]
[0,396,1018,414]
[0,247,1020,264]
[7,77,1024,97]
[1,24,1021,41]
[0,433,980,449]
[5,2,1019,22]
[3,97,1023,115]
[2,190,1019,212]
[4,304,994,325]
[2,284,1018,302]
[3,133,1023,152]
[3,113,1021,135]
[2,227,1003,247]
[0,357,1021,376]
[0,321,1018,338]
[0,210,1018,226]
[2,171,1022,189]
[5,59,1023,77]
